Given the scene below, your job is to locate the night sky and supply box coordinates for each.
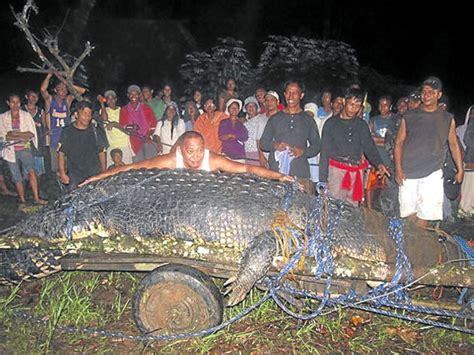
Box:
[0,0,472,117]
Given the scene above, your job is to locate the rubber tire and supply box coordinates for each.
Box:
[132,264,223,335]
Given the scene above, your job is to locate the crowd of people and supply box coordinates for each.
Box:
[0,72,473,228]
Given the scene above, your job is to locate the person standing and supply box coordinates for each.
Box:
[142,85,165,123]
[218,78,239,112]
[98,90,134,166]
[153,102,185,155]
[57,101,108,189]
[219,99,248,162]
[194,98,227,154]
[394,77,463,227]
[119,85,157,163]
[319,88,389,207]
[0,94,46,204]
[23,90,46,176]
[40,72,86,172]
[260,80,320,192]
[243,96,262,165]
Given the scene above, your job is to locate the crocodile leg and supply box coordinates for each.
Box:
[224,231,276,306]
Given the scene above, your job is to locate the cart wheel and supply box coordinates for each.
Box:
[133,264,223,335]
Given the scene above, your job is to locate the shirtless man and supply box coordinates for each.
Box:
[81,131,295,186]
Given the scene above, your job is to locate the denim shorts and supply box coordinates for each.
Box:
[7,149,35,183]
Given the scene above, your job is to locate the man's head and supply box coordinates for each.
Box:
[421,76,442,108]
[54,82,68,99]
[264,90,279,113]
[74,101,93,127]
[408,90,421,110]
[179,131,206,169]
[342,88,364,118]
[283,80,305,110]
[321,90,332,106]
[7,94,21,112]
[255,87,266,105]
[396,97,409,114]
[127,85,141,105]
[25,90,39,105]
[378,96,392,116]
[331,92,344,115]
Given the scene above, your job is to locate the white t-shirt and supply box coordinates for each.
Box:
[154,119,186,154]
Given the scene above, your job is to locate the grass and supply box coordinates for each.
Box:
[1,271,473,353]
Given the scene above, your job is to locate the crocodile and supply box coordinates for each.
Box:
[0,169,472,306]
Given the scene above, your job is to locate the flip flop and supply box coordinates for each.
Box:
[34,199,48,205]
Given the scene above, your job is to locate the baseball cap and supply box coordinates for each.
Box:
[408,91,421,101]
[422,76,442,91]
[265,90,279,102]
[104,90,117,98]
[127,84,141,94]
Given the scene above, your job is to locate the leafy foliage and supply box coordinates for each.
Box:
[179,37,254,100]
[256,35,359,94]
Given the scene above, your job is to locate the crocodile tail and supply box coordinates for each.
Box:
[0,247,64,285]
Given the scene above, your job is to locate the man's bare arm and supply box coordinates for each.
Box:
[447,118,464,184]
[79,153,176,186]
[40,73,52,104]
[211,153,293,183]
[394,118,406,185]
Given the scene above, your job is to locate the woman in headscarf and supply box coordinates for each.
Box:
[182,101,200,132]
[153,101,185,155]
[218,98,248,162]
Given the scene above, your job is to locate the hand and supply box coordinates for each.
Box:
[376,163,390,178]
[156,142,163,154]
[59,173,70,185]
[395,167,405,186]
[279,175,294,183]
[275,142,289,151]
[455,170,464,184]
[289,146,304,159]
[221,134,236,141]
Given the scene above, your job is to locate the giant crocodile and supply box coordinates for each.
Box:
[0,169,472,306]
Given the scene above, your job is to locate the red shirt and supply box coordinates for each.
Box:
[119,103,156,154]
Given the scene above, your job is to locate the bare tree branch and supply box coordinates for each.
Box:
[11,0,94,101]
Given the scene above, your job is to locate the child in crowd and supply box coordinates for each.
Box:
[108,148,125,170]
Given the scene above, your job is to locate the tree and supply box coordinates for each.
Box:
[179,37,254,100]
[256,35,359,94]
[11,0,94,100]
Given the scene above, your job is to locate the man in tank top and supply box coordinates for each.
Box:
[394,76,463,228]
[81,131,294,186]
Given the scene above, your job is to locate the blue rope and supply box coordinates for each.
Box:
[11,176,474,339]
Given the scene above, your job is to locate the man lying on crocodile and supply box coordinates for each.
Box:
[81,131,296,187]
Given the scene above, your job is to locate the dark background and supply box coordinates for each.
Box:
[0,0,472,120]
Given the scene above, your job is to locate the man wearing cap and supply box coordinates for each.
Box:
[194,98,227,154]
[119,85,157,163]
[260,80,320,192]
[394,76,464,228]
[98,90,134,166]
[252,90,280,167]
[407,91,421,111]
